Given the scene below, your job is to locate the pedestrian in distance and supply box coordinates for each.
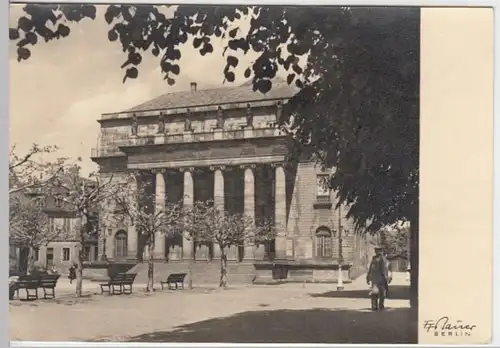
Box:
[366,246,392,311]
[68,263,76,284]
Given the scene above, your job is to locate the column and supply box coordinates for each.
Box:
[153,169,166,260]
[242,164,256,261]
[212,166,225,259]
[182,168,194,260]
[274,164,287,260]
[127,172,139,260]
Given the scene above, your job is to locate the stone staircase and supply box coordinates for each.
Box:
[127,261,257,286]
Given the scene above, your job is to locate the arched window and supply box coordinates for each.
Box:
[315,226,333,258]
[114,230,128,259]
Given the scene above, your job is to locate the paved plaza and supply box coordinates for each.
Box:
[10,273,415,343]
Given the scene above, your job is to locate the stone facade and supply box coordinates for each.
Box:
[91,80,372,282]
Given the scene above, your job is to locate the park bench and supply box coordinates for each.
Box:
[14,275,40,300]
[12,274,61,300]
[39,274,61,299]
[160,273,187,290]
[100,273,137,295]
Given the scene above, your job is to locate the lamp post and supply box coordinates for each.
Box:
[337,206,344,291]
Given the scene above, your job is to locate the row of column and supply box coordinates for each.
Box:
[127,163,287,261]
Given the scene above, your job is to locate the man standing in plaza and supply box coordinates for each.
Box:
[366,246,392,310]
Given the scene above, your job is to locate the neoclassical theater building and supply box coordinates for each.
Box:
[91,79,373,283]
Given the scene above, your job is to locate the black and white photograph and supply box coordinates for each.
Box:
[7,3,493,345]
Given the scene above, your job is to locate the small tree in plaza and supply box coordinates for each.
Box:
[9,192,70,273]
[51,165,119,297]
[181,200,213,290]
[183,201,277,288]
[112,177,183,292]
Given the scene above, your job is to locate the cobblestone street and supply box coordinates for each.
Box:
[10,272,415,343]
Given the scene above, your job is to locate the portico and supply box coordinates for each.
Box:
[124,160,287,263]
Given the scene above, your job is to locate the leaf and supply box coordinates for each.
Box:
[226,55,239,68]
[166,77,175,86]
[228,28,238,38]
[255,79,272,94]
[225,71,235,83]
[104,5,121,24]
[193,37,203,49]
[292,64,303,75]
[25,32,37,45]
[108,29,118,42]
[204,43,213,54]
[244,67,251,78]
[17,47,31,61]
[125,67,139,79]
[129,52,142,65]
[82,5,97,20]
[286,73,295,85]
[18,17,33,32]
[170,64,180,75]
[9,28,19,40]
[57,24,70,38]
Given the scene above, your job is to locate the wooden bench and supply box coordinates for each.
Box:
[12,274,61,300]
[100,273,137,295]
[39,274,60,299]
[161,273,187,290]
[15,275,41,300]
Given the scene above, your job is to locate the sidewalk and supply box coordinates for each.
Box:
[10,272,413,343]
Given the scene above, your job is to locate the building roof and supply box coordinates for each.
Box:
[126,78,298,113]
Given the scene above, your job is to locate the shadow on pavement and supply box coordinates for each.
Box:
[309,285,410,300]
[128,308,417,344]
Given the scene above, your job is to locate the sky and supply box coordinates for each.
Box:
[9,4,266,177]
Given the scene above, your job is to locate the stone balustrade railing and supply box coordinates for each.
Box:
[91,127,285,158]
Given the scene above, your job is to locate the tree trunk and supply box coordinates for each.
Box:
[75,243,84,297]
[188,239,194,290]
[146,242,154,292]
[26,247,36,274]
[409,218,418,309]
[219,246,228,288]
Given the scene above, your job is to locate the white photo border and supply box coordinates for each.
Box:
[3,1,499,347]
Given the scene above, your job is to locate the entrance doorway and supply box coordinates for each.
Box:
[46,248,54,269]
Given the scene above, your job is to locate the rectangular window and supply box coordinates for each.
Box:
[316,175,330,197]
[316,236,332,258]
[48,218,55,234]
[62,248,70,261]
[33,247,39,261]
[63,218,71,234]
[46,247,54,268]
[83,246,91,262]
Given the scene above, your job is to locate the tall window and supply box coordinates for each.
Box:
[316,175,330,201]
[63,218,71,234]
[114,231,128,259]
[315,226,333,258]
[83,245,91,262]
[48,218,55,234]
[62,247,70,261]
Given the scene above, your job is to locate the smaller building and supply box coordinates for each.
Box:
[9,176,100,275]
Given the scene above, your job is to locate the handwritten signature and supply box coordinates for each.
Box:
[423,316,476,337]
